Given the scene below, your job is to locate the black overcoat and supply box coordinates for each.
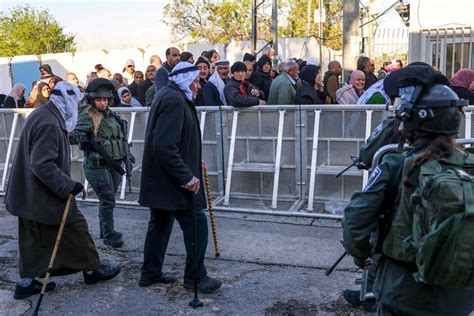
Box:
[5,102,77,225]
[139,81,206,211]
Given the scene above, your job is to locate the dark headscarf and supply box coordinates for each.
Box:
[35,82,50,106]
[299,65,320,86]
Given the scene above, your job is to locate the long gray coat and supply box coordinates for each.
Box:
[5,102,77,225]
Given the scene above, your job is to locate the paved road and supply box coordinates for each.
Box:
[0,202,373,315]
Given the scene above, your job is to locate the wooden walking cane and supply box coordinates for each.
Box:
[33,193,74,316]
[203,166,220,257]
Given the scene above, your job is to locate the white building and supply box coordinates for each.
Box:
[408,0,474,78]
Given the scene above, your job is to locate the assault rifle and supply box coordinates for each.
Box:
[335,156,368,178]
[119,118,135,193]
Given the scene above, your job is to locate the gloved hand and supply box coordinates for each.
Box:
[353,256,367,269]
[71,182,84,196]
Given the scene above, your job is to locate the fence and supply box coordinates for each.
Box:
[1,105,474,219]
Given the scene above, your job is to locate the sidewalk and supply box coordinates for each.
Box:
[0,202,372,315]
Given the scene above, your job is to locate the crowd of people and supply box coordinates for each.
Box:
[2,47,472,111]
[2,45,474,315]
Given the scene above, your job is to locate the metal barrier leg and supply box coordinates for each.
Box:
[271,110,286,209]
[223,111,239,206]
[465,111,472,148]
[307,110,321,211]
[362,110,373,188]
[200,111,207,142]
[120,111,137,200]
[1,113,19,192]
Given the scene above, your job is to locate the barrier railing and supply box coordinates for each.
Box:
[1,105,473,218]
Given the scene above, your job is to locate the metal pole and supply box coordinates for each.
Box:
[272,0,279,63]
[319,0,323,69]
[252,0,257,55]
[307,0,312,36]
[342,0,360,81]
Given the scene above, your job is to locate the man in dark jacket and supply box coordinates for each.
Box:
[154,47,180,93]
[249,55,273,102]
[357,56,378,90]
[224,61,266,107]
[127,70,145,105]
[201,60,230,106]
[4,82,120,300]
[139,62,222,293]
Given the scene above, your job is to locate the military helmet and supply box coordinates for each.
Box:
[394,83,467,135]
[85,78,115,99]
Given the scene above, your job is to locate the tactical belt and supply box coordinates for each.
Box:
[84,134,125,176]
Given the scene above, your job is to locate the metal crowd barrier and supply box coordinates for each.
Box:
[1,106,474,219]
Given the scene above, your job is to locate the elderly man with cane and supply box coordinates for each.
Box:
[4,81,120,301]
[138,62,222,298]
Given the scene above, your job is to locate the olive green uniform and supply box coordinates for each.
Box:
[359,116,400,169]
[70,106,125,240]
[343,144,474,315]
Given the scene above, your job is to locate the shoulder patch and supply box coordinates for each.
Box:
[368,122,384,141]
[363,167,382,192]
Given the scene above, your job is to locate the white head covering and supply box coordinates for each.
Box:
[118,86,142,107]
[169,62,200,101]
[50,81,84,132]
[208,60,229,105]
[307,57,320,66]
[8,83,26,107]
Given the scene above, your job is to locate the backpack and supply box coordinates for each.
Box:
[410,152,474,287]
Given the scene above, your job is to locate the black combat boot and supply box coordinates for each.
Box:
[83,264,121,285]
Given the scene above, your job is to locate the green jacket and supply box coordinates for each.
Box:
[70,106,125,167]
[343,145,474,315]
[359,116,400,168]
[267,73,296,105]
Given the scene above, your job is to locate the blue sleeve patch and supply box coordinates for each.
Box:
[363,167,382,192]
[367,122,384,142]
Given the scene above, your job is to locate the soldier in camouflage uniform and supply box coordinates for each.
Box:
[342,74,474,315]
[70,78,125,248]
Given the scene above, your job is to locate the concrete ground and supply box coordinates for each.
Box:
[0,201,373,316]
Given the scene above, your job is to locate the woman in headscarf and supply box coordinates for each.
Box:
[295,65,326,104]
[117,87,142,107]
[139,61,222,293]
[33,82,51,107]
[335,70,365,104]
[450,68,474,104]
[3,83,26,108]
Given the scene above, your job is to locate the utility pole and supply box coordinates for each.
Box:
[342,0,360,81]
[251,0,257,54]
[307,0,312,36]
[272,0,278,62]
[318,0,323,70]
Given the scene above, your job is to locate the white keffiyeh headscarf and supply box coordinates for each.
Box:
[50,81,84,131]
[169,62,200,101]
[208,60,229,105]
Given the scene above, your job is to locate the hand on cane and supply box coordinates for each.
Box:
[184,177,200,194]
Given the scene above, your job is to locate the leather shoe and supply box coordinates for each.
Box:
[14,279,56,300]
[138,272,177,287]
[83,264,121,285]
[103,236,124,248]
[183,275,222,293]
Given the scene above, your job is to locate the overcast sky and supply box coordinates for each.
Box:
[0,0,405,52]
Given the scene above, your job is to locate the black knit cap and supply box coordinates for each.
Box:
[195,56,210,68]
[243,53,256,62]
[231,61,248,73]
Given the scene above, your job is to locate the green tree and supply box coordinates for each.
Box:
[163,0,271,44]
[0,5,76,57]
[281,0,343,50]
